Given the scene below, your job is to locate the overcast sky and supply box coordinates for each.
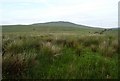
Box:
[0,0,119,28]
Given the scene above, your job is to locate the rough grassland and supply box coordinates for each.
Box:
[2,24,118,79]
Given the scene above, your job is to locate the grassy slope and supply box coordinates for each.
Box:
[2,22,118,79]
[2,21,118,35]
[2,21,103,32]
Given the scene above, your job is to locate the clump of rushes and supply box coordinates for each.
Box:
[2,38,14,55]
[55,38,67,46]
[42,42,61,56]
[66,39,78,48]
[106,47,116,57]
[2,53,37,79]
[55,37,79,48]
[79,36,101,47]
[111,40,118,53]
[5,38,42,54]
[99,40,108,57]
[57,38,79,48]
[90,44,98,52]
[98,39,116,57]
[74,45,83,56]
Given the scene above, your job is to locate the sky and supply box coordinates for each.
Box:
[0,0,119,28]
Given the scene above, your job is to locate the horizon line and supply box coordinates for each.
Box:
[1,21,118,29]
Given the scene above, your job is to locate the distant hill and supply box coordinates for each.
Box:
[2,21,118,34]
[31,21,99,29]
[2,21,104,29]
[32,21,82,27]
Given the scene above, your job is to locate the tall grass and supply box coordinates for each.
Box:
[2,34,118,79]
